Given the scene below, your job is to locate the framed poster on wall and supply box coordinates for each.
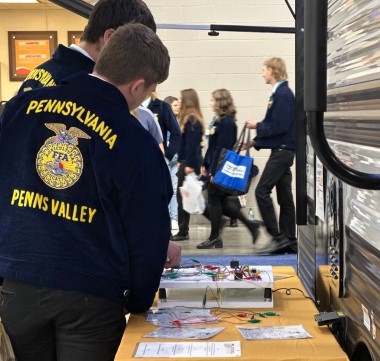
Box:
[68,31,82,45]
[8,31,57,81]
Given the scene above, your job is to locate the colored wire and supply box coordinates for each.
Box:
[272,287,313,301]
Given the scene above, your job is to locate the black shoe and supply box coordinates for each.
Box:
[254,235,292,255]
[229,219,238,227]
[196,237,223,249]
[252,219,264,227]
[281,245,297,254]
[285,239,298,253]
[172,233,189,241]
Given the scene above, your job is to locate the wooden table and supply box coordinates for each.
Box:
[115,266,348,361]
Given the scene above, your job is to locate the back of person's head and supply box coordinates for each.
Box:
[179,88,204,132]
[212,89,236,120]
[94,23,169,87]
[81,0,156,43]
[163,96,178,106]
[180,89,201,114]
[264,57,288,82]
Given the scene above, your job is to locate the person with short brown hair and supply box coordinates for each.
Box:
[0,23,171,361]
[18,0,156,93]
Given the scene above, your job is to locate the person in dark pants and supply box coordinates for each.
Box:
[246,57,296,255]
[0,24,172,361]
[172,88,204,241]
[205,115,239,229]
[197,89,261,249]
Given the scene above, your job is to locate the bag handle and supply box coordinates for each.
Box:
[234,124,252,156]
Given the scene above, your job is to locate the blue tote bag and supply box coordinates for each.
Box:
[213,125,258,195]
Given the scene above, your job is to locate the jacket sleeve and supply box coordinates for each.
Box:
[256,90,295,138]
[119,137,172,312]
[162,102,181,161]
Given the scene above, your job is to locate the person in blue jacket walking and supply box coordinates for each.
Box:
[246,57,297,255]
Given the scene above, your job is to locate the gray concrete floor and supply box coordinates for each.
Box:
[173,220,272,257]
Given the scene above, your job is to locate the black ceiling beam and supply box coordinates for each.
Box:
[49,0,92,19]
[209,24,296,34]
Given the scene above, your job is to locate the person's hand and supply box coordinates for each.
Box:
[184,166,194,174]
[240,139,256,150]
[165,241,181,268]
[201,166,208,176]
[246,120,258,129]
[239,141,248,150]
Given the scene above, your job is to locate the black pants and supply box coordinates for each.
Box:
[0,279,126,361]
[176,165,190,235]
[204,183,252,240]
[255,149,296,238]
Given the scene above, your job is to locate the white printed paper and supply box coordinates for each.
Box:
[237,325,312,340]
[134,341,241,358]
[146,308,220,327]
[143,326,225,340]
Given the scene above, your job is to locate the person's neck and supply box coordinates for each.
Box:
[78,41,102,62]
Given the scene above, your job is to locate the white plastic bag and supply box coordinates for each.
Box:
[179,173,206,214]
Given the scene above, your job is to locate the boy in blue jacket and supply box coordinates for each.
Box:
[246,57,296,255]
[18,0,156,93]
[0,24,171,361]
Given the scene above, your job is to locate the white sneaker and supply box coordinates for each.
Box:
[171,220,179,231]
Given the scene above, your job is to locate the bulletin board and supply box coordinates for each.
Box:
[68,31,82,45]
[8,31,57,81]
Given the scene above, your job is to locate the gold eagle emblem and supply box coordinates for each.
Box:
[36,123,91,190]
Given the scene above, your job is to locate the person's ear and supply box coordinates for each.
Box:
[120,79,147,110]
[130,79,146,96]
[103,28,116,42]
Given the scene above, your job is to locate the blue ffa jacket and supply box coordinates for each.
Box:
[18,45,95,93]
[178,117,203,174]
[203,116,237,176]
[255,81,296,150]
[147,98,181,161]
[0,73,172,312]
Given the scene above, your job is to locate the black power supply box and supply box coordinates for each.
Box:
[314,311,345,326]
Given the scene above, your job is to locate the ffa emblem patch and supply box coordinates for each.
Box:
[210,126,216,135]
[267,95,273,109]
[36,123,91,189]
